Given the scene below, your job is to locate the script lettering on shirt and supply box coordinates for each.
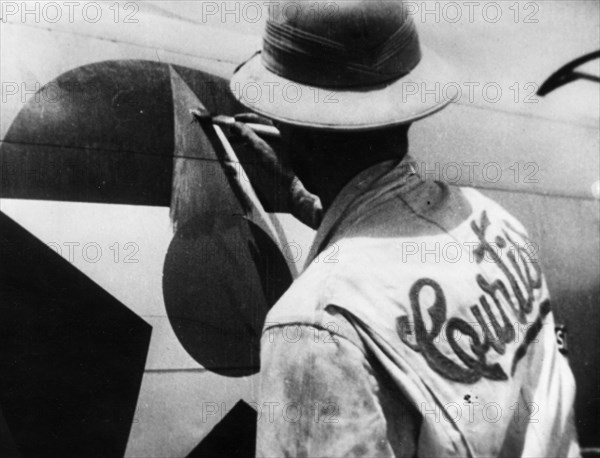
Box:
[397,211,547,384]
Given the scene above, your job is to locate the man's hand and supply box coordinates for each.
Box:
[229,114,295,191]
[229,115,323,229]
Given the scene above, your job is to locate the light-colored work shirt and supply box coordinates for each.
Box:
[257,158,580,457]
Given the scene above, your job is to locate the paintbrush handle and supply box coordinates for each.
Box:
[191,109,281,138]
[211,115,281,138]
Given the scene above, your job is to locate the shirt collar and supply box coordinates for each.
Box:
[305,156,418,268]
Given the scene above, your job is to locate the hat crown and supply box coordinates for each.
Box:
[275,1,407,52]
[263,0,421,88]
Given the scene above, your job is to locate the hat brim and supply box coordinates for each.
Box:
[230,46,457,131]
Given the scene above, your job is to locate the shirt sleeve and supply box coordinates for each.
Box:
[256,323,418,458]
[288,177,323,229]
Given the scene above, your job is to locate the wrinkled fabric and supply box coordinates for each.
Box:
[289,176,323,229]
[257,319,419,458]
[259,158,580,457]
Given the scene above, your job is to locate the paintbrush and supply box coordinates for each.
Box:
[190,108,281,138]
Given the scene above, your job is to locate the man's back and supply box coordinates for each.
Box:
[259,159,579,457]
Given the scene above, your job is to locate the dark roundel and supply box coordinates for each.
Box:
[0,59,242,206]
[162,213,293,377]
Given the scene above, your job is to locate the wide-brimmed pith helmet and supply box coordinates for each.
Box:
[230,0,457,131]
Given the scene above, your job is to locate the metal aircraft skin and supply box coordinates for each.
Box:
[0,2,598,457]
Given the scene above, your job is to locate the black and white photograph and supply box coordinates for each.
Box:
[0,1,598,457]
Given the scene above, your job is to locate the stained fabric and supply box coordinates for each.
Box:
[260,159,580,457]
[258,315,419,458]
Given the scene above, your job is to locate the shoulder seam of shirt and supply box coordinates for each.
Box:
[263,321,370,360]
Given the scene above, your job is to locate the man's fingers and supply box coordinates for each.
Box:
[228,120,252,138]
[230,121,277,157]
[230,121,262,144]
[234,113,274,126]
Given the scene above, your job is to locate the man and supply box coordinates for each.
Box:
[229,1,580,456]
